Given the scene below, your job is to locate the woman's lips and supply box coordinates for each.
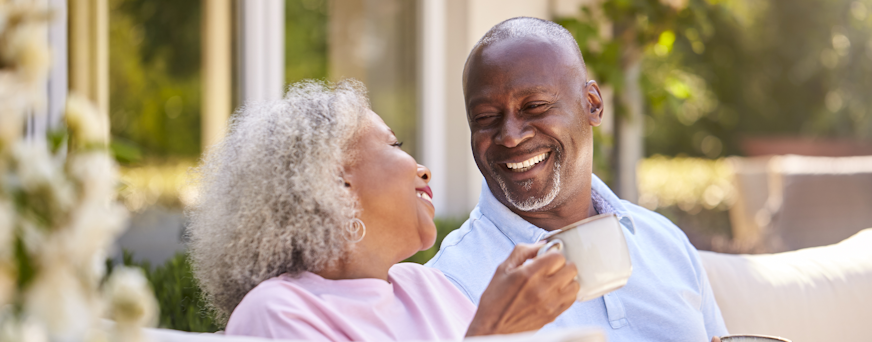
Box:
[416,186,433,203]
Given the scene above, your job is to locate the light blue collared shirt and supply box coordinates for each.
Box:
[426,174,728,341]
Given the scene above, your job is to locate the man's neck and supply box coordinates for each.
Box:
[511,191,598,231]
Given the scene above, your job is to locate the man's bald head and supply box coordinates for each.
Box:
[464,17,587,93]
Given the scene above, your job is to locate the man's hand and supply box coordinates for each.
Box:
[466,243,579,337]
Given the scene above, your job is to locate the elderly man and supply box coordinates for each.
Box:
[426,17,728,341]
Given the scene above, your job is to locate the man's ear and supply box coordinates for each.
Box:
[585,80,604,127]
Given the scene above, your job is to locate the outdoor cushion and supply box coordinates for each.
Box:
[699,228,872,342]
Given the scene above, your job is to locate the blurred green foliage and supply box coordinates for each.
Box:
[110,251,220,333]
[285,0,329,84]
[108,0,202,159]
[560,0,872,159]
[109,0,330,160]
[404,218,465,264]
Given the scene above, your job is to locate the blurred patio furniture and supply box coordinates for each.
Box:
[728,155,872,253]
[726,156,773,246]
[700,228,872,342]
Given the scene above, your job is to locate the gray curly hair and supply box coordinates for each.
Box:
[187,79,370,323]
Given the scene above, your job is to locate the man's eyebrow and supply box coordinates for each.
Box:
[515,86,556,98]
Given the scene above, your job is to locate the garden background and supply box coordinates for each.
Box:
[104,0,872,332]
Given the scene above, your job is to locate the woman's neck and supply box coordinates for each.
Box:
[315,244,394,282]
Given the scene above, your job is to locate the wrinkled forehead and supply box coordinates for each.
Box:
[463,37,586,101]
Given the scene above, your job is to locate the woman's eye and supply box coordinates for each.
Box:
[391,141,404,148]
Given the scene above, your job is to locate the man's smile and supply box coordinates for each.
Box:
[504,152,550,173]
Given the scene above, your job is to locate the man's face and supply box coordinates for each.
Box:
[464,37,602,213]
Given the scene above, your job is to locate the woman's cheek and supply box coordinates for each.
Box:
[418,215,438,250]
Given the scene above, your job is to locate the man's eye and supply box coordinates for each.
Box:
[475,114,498,125]
[526,103,548,111]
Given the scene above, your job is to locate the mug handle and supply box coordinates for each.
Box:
[537,239,564,256]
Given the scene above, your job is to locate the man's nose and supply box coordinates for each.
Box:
[494,113,533,148]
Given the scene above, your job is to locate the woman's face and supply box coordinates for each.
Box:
[344,111,436,262]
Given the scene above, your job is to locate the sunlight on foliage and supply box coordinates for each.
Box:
[637,156,736,213]
[118,160,198,212]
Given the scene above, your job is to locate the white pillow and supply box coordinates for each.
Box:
[699,229,872,342]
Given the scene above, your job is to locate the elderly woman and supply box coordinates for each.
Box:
[187,80,579,341]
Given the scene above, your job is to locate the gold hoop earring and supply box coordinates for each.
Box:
[347,218,366,243]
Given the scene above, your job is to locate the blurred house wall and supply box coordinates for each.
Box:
[201,0,232,152]
[69,0,108,138]
[438,0,551,217]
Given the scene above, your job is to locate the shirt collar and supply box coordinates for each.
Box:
[476,173,637,245]
[590,174,637,234]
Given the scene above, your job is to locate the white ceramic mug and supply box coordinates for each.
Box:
[537,213,632,302]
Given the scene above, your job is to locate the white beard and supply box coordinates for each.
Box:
[495,160,561,212]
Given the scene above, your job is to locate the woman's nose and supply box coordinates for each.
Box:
[417,164,432,183]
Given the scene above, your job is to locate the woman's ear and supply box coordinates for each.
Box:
[585,80,604,127]
[339,168,353,188]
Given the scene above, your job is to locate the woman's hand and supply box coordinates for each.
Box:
[466,243,579,337]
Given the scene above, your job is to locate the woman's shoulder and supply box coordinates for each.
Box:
[389,263,468,299]
[226,274,319,337]
[231,274,309,314]
[389,262,445,280]
[388,263,476,321]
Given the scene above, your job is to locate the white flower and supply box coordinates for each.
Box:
[68,152,118,203]
[0,314,49,342]
[23,263,96,341]
[62,201,128,283]
[1,20,50,87]
[9,142,76,220]
[12,143,55,191]
[0,200,14,307]
[0,199,13,256]
[65,94,108,147]
[103,267,158,329]
[0,2,51,87]
[0,98,26,150]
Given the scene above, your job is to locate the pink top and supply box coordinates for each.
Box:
[226,263,477,342]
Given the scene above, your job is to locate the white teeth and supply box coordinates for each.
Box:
[506,152,549,172]
[417,192,432,203]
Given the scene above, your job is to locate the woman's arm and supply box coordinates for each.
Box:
[466,243,579,336]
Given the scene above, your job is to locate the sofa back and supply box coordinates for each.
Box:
[699,228,872,342]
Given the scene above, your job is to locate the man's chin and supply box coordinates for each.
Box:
[495,176,561,212]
